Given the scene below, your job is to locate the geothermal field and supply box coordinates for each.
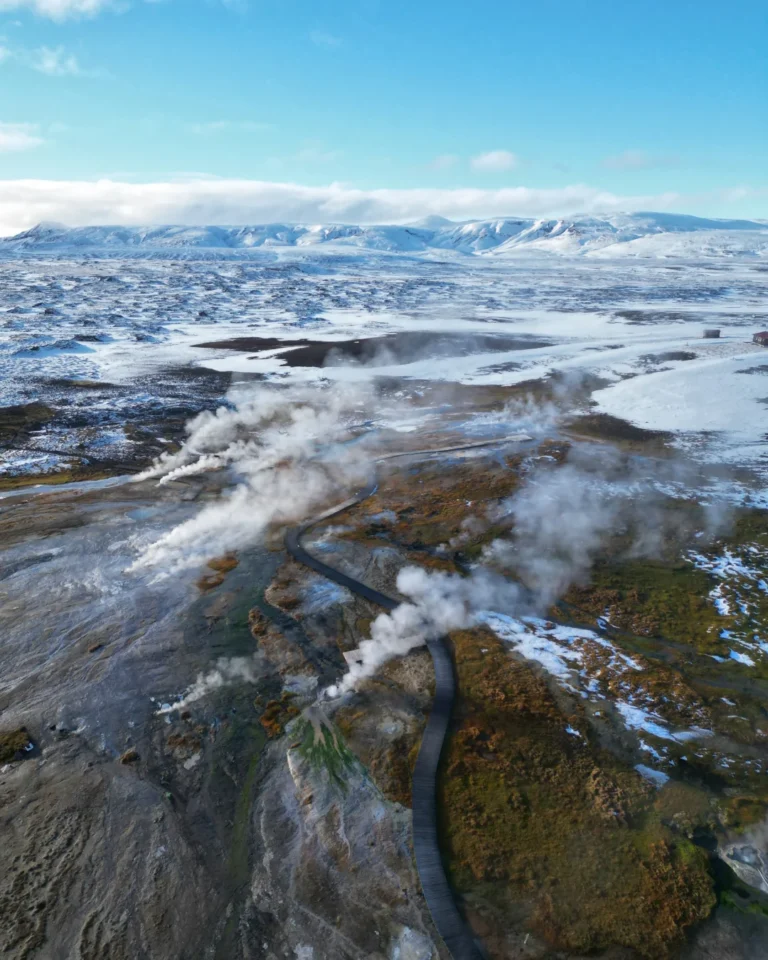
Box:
[2,216,768,960]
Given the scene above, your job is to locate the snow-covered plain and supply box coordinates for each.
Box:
[1,214,767,481]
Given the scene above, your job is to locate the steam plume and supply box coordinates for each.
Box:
[129,383,374,575]
[327,566,523,695]
[328,443,732,694]
[157,653,267,714]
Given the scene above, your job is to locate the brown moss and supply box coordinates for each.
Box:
[0,728,33,763]
[529,839,713,956]
[196,552,238,591]
[248,607,268,638]
[196,573,224,591]
[440,628,715,957]
[259,694,300,738]
[720,794,768,831]
[341,454,522,565]
[602,660,709,730]
[119,748,139,764]
[207,552,238,574]
[265,561,304,612]
[167,732,204,753]
[335,705,422,806]
[257,628,313,675]
[653,782,718,837]
[532,438,571,463]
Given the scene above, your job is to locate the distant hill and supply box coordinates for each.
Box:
[3,212,767,259]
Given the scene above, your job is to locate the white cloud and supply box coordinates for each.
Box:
[310,29,341,47]
[603,149,680,171]
[0,43,98,75]
[471,150,518,173]
[429,154,459,171]
[0,122,44,153]
[29,45,83,75]
[0,0,115,19]
[186,120,270,135]
[0,177,688,236]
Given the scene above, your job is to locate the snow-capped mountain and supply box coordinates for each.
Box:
[2,212,767,258]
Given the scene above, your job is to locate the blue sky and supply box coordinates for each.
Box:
[0,0,766,231]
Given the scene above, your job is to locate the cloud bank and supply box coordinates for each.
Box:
[0,0,113,18]
[471,150,519,172]
[0,177,684,236]
[0,124,44,154]
[0,43,95,75]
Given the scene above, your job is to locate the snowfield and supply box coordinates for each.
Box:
[1,213,767,484]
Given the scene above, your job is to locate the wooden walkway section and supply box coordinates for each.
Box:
[285,438,530,959]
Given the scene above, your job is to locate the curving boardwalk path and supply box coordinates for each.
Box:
[286,437,528,960]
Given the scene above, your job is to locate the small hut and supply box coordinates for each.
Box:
[753,331,768,347]
[702,329,721,339]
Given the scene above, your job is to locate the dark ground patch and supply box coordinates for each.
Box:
[614,309,690,325]
[193,331,552,368]
[41,378,122,390]
[0,552,57,582]
[1,365,236,489]
[194,335,310,352]
[737,365,768,376]
[567,412,673,445]
[474,360,524,375]
[0,402,56,441]
[642,351,698,363]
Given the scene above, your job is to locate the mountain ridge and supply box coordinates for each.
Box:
[3,212,767,258]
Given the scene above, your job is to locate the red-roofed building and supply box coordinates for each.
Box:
[754,331,768,346]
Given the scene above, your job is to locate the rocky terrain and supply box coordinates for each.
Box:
[2,243,768,960]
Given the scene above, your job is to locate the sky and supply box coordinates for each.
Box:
[0,0,766,233]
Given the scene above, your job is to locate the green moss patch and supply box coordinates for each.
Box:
[0,728,33,763]
[440,628,716,957]
[566,559,727,653]
[288,709,358,788]
[0,464,116,492]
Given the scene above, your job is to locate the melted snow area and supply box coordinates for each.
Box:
[479,612,716,781]
[688,547,768,664]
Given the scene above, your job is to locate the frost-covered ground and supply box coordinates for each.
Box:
[1,224,767,482]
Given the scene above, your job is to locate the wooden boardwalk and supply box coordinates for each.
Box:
[284,438,528,959]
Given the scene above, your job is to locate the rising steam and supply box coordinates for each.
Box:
[326,565,525,696]
[157,653,267,714]
[131,377,731,703]
[129,383,375,575]
[328,442,731,694]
